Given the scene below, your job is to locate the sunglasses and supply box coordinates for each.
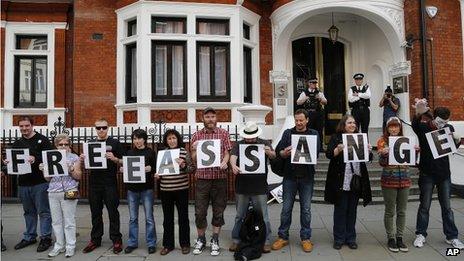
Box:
[95,126,108,130]
[57,143,70,147]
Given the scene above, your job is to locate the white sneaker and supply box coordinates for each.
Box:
[65,248,75,258]
[193,239,206,255]
[414,234,426,248]
[446,238,464,250]
[210,238,220,256]
[48,247,65,257]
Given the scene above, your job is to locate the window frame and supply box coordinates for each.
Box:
[14,55,48,108]
[125,43,137,103]
[196,41,230,102]
[243,23,250,40]
[151,40,188,102]
[196,18,230,35]
[151,17,187,34]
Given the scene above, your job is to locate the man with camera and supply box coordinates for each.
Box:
[379,86,400,130]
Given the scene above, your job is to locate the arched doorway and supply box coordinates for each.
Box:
[292,37,345,143]
[271,0,411,143]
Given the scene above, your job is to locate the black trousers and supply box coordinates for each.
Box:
[307,110,324,147]
[160,189,190,249]
[89,185,122,244]
[351,107,370,135]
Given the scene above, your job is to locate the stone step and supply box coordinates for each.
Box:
[309,194,438,205]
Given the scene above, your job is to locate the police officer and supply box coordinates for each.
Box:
[348,73,371,134]
[296,78,327,148]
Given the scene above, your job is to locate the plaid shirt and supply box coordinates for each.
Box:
[191,127,231,179]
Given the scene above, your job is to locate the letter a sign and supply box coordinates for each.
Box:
[291,135,317,164]
[196,139,221,169]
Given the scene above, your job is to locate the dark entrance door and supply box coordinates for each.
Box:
[292,37,346,144]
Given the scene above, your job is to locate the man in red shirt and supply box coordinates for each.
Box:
[190,107,231,256]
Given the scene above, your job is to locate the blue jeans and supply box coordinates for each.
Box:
[127,190,156,247]
[333,191,359,244]
[232,194,271,244]
[416,175,459,240]
[278,176,314,240]
[18,183,52,241]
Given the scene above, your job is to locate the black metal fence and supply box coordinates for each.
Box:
[1,117,241,201]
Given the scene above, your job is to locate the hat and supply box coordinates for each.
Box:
[239,121,262,139]
[385,85,393,93]
[386,116,401,127]
[353,73,364,79]
[308,78,318,83]
[203,107,216,115]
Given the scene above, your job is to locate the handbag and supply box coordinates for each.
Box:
[349,163,362,194]
[64,190,79,200]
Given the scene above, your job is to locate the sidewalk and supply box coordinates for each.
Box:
[1,199,463,261]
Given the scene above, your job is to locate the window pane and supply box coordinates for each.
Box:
[155,45,168,95]
[244,47,252,103]
[171,45,184,96]
[18,59,33,105]
[214,46,227,96]
[197,20,228,35]
[34,59,47,104]
[131,47,137,98]
[153,18,185,33]
[127,20,137,36]
[17,36,48,50]
[243,24,250,40]
[199,46,211,96]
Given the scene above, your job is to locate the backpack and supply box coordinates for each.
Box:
[234,208,266,261]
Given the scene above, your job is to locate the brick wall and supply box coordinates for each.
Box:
[404,0,464,120]
[72,0,118,126]
[259,2,274,124]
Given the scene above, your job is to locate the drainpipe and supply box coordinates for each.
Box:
[420,0,429,99]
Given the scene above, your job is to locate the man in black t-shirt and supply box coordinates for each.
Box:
[80,118,125,254]
[5,116,53,252]
[229,121,275,254]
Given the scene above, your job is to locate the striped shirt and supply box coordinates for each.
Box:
[191,127,232,179]
[160,148,194,191]
[48,153,79,193]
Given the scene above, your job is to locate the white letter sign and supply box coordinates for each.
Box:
[425,127,457,159]
[83,142,107,169]
[291,135,317,165]
[239,144,265,174]
[343,133,369,163]
[123,156,146,183]
[42,150,68,177]
[388,136,416,165]
[6,149,31,175]
[156,149,180,176]
[196,139,221,169]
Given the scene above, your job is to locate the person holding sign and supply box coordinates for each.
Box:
[190,107,231,256]
[229,121,276,254]
[411,102,464,249]
[5,116,54,252]
[271,109,321,253]
[120,129,157,254]
[39,134,82,258]
[324,115,372,250]
[156,129,195,256]
[80,118,125,254]
[348,73,371,135]
[376,117,412,253]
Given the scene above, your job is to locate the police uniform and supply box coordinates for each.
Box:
[296,78,327,147]
[348,73,371,134]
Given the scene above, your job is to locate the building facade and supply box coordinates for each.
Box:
[1,0,464,143]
